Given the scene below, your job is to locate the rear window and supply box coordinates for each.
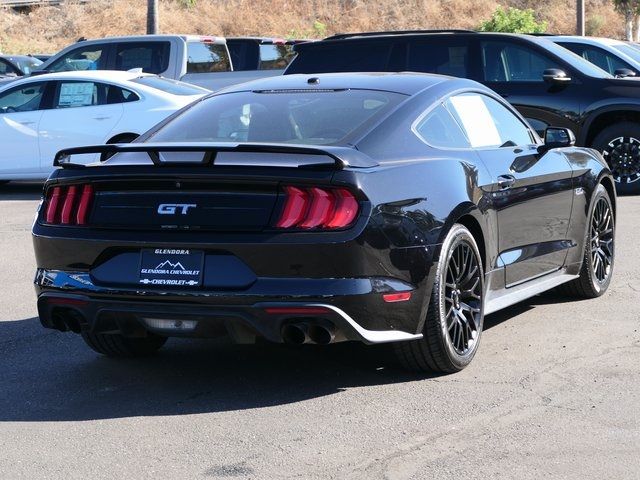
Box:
[132,76,209,96]
[149,89,405,145]
[259,44,296,70]
[186,41,231,73]
[286,42,393,74]
[115,41,170,74]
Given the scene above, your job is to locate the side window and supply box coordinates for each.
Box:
[0,82,47,113]
[408,40,470,77]
[446,93,534,148]
[582,47,629,75]
[0,59,19,76]
[186,42,231,73]
[482,41,561,82]
[47,45,107,72]
[115,42,170,74]
[56,81,100,108]
[414,104,470,148]
[259,44,296,70]
[104,84,138,104]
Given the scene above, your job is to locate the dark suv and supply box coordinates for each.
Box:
[286,30,640,194]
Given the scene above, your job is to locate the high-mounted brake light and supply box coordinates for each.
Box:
[43,184,95,227]
[275,186,359,230]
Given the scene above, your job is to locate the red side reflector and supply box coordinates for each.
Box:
[76,184,94,225]
[60,185,78,225]
[45,186,62,224]
[276,186,309,228]
[326,188,358,229]
[382,292,412,303]
[299,187,335,229]
[264,307,331,315]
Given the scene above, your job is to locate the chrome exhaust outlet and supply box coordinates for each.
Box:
[307,323,336,345]
[281,323,311,345]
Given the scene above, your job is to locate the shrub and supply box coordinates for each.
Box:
[478,6,548,34]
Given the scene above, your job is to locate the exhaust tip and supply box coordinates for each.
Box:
[308,324,335,345]
[281,323,310,345]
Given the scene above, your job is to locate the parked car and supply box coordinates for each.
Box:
[226,37,308,71]
[37,34,285,91]
[0,54,42,78]
[32,72,615,373]
[547,35,640,78]
[0,70,207,182]
[286,30,640,194]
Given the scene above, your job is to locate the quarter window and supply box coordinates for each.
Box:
[482,41,561,82]
[414,104,470,148]
[446,93,534,148]
[46,45,107,72]
[0,82,47,113]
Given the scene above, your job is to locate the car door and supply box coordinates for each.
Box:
[38,80,124,172]
[0,81,50,177]
[479,39,583,137]
[445,92,575,288]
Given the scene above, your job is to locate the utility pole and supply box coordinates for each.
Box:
[147,0,159,35]
[577,0,585,35]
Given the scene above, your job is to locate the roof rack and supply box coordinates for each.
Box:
[323,29,476,41]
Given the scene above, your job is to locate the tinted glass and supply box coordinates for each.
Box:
[186,42,231,73]
[9,56,42,74]
[407,40,470,77]
[115,42,170,74]
[227,40,259,70]
[285,42,393,74]
[0,59,19,76]
[482,41,561,82]
[0,82,46,113]
[615,43,640,64]
[47,45,107,72]
[446,93,533,148]
[150,89,405,145]
[583,47,629,75]
[414,104,470,148]
[132,76,208,96]
[259,44,296,70]
[55,81,138,108]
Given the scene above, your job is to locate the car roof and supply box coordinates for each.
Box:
[71,34,226,44]
[545,35,627,46]
[216,71,483,96]
[0,70,156,92]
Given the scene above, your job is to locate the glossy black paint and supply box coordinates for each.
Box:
[32,73,614,343]
[286,32,640,148]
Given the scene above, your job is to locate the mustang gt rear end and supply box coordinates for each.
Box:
[32,73,616,373]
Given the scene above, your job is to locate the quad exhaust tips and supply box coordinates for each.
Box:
[281,321,337,345]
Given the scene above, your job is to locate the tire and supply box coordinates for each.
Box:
[557,184,615,298]
[394,224,485,373]
[81,331,167,357]
[592,122,640,195]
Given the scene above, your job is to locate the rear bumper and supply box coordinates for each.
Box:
[35,269,425,344]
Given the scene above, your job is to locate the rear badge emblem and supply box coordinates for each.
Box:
[157,203,196,215]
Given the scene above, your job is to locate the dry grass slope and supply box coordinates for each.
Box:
[0,0,627,54]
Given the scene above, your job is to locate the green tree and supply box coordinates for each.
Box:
[478,6,548,34]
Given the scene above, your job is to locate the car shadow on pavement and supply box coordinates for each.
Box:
[0,182,43,201]
[0,317,443,423]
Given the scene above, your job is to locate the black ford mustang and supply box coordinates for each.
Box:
[32,73,616,373]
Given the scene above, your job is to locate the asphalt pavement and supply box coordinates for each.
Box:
[0,182,638,479]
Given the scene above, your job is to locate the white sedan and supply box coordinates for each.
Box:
[0,70,208,182]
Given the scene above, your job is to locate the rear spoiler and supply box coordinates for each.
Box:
[53,142,378,169]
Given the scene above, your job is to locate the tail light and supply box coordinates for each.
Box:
[43,184,95,226]
[275,186,359,230]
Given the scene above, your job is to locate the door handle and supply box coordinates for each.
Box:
[497,174,516,189]
[92,116,111,120]
[18,120,35,125]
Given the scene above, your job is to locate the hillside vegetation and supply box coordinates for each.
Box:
[0,0,626,54]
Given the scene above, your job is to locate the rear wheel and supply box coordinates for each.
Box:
[81,331,167,357]
[394,224,484,373]
[593,122,640,195]
[558,184,614,298]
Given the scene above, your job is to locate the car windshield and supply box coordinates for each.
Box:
[10,57,42,74]
[149,89,406,145]
[131,76,209,96]
[537,38,614,78]
[613,43,640,65]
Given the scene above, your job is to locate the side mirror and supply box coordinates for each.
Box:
[538,126,576,154]
[542,68,572,84]
[614,67,637,78]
